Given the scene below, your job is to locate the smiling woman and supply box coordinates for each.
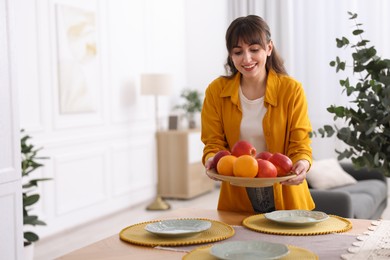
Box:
[201,14,314,214]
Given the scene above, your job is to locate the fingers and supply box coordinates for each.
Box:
[280,175,304,185]
[205,157,214,170]
[291,159,310,175]
[205,157,221,181]
[281,159,310,186]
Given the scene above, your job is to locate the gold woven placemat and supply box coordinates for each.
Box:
[242,214,352,236]
[119,218,235,247]
[182,244,318,260]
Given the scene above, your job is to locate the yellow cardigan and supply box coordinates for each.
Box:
[201,69,315,213]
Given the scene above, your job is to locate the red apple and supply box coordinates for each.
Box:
[211,150,231,170]
[255,151,273,160]
[268,153,293,176]
[231,140,256,157]
[256,159,278,178]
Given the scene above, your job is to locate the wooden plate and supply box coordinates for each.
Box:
[207,169,296,187]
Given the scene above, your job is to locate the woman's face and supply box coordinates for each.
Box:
[230,39,272,79]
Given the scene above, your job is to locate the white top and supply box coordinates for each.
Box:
[239,86,267,153]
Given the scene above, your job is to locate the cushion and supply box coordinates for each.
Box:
[307,158,357,190]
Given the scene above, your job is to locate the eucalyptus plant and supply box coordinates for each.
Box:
[312,12,390,177]
[21,130,51,246]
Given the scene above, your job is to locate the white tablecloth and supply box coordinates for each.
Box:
[341,220,390,260]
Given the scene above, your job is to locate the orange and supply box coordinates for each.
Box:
[216,155,237,176]
[233,155,258,178]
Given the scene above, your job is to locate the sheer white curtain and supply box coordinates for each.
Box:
[228,0,390,159]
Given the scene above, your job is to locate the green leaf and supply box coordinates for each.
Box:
[23,194,40,207]
[324,125,335,137]
[337,61,346,72]
[365,123,377,135]
[353,29,364,35]
[29,178,52,186]
[24,232,39,243]
[24,214,47,226]
[327,106,346,117]
[336,37,350,48]
[318,128,325,137]
[354,64,366,73]
[379,75,390,86]
[356,40,369,47]
[337,127,352,142]
[348,12,358,19]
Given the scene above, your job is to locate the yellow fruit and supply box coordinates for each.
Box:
[233,155,258,178]
[216,155,237,176]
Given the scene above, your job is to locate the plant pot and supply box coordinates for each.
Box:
[23,243,34,260]
[187,113,196,129]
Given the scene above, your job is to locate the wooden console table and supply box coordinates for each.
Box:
[156,129,214,199]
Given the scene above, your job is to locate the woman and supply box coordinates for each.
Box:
[201,15,315,213]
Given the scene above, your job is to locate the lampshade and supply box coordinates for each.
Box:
[141,73,173,96]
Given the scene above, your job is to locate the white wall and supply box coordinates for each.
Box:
[0,0,23,259]
[182,0,229,126]
[16,0,228,239]
[184,0,228,93]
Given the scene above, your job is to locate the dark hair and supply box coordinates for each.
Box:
[224,15,287,77]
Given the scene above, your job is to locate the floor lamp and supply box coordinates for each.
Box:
[141,73,173,210]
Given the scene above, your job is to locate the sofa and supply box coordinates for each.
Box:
[307,160,388,220]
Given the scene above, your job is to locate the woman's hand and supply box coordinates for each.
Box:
[205,157,221,181]
[280,159,310,185]
[205,157,214,170]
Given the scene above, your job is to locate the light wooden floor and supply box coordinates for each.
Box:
[34,187,220,260]
[35,178,390,260]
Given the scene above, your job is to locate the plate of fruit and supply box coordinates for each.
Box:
[206,141,296,188]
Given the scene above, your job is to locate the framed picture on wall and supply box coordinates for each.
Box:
[55,3,99,114]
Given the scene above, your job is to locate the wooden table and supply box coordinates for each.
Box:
[59,208,372,260]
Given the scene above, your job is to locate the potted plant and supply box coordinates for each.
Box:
[312,12,390,177]
[21,129,50,256]
[175,89,203,129]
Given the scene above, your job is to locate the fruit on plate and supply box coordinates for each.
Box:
[210,150,231,169]
[233,155,258,178]
[256,159,278,178]
[268,152,293,176]
[216,155,237,176]
[255,151,273,160]
[231,140,256,157]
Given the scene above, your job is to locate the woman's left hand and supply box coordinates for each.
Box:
[280,159,310,185]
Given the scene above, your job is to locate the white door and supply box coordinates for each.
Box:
[0,0,23,259]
